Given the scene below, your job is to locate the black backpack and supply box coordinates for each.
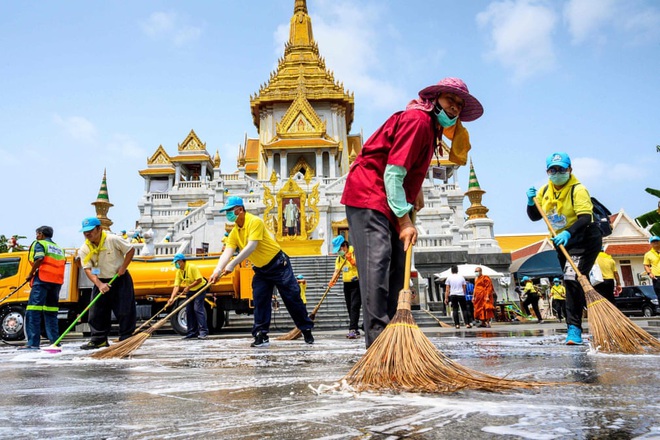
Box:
[541,184,613,237]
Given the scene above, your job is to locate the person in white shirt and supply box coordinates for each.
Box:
[444,265,472,329]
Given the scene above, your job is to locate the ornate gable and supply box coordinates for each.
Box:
[147,145,172,165]
[178,129,206,152]
[276,84,326,138]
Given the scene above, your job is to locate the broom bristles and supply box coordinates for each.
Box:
[580,275,660,354]
[342,289,550,393]
[90,331,152,360]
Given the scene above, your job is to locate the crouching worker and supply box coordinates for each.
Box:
[168,253,208,340]
[21,226,66,350]
[209,197,314,347]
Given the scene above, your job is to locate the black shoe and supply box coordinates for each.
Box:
[182,334,198,340]
[80,340,109,350]
[250,332,270,348]
[197,335,208,340]
[302,329,314,344]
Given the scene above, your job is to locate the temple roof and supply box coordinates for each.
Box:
[250,0,354,131]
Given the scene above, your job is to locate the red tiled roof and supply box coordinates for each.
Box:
[606,243,649,256]
[511,242,544,260]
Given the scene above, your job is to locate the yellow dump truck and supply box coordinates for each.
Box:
[0,251,254,341]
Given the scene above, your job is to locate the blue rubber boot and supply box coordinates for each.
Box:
[565,324,583,345]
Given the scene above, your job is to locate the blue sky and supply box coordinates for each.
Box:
[1,0,658,248]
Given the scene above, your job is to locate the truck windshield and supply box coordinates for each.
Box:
[0,257,20,280]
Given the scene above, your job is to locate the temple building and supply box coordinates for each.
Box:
[131,0,507,291]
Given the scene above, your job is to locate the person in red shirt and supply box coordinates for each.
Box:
[341,77,483,347]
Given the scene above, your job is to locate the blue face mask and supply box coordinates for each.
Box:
[549,172,570,186]
[434,105,458,128]
[226,210,237,222]
[174,262,181,269]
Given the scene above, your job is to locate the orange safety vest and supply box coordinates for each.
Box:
[28,239,66,285]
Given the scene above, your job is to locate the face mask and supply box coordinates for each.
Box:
[338,250,346,257]
[434,105,458,128]
[475,272,481,277]
[226,210,237,222]
[175,262,181,269]
[549,172,570,186]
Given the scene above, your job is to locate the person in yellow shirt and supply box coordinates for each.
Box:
[296,275,307,304]
[643,235,660,296]
[167,253,208,340]
[550,278,567,323]
[525,152,602,345]
[209,197,314,347]
[329,235,362,339]
[595,249,622,304]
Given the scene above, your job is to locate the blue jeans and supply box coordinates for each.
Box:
[251,252,313,336]
[26,279,61,347]
[186,290,208,337]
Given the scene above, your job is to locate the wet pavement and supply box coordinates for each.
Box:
[1,321,659,439]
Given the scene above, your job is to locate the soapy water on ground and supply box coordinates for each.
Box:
[0,329,658,439]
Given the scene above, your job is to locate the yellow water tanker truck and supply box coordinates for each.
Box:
[0,251,254,341]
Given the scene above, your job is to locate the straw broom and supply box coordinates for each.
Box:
[533,198,660,354]
[131,294,183,336]
[341,245,548,393]
[277,260,347,340]
[90,284,212,360]
[421,308,453,328]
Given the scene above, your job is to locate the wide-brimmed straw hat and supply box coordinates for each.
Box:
[418,77,483,122]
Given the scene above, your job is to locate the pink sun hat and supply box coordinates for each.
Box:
[418,77,484,122]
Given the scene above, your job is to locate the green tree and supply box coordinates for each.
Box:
[635,188,660,236]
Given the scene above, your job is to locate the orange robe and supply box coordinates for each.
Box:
[473,275,495,321]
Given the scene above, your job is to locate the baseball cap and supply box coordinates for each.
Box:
[332,235,345,253]
[297,274,304,280]
[80,217,101,232]
[522,276,530,282]
[650,236,660,243]
[172,253,186,264]
[546,152,571,170]
[219,196,244,212]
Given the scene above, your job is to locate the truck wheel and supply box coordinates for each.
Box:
[205,303,225,334]
[0,306,26,341]
[170,304,188,336]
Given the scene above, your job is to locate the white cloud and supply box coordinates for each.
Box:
[53,114,98,143]
[141,11,202,47]
[273,0,406,110]
[107,134,146,159]
[563,0,615,44]
[564,0,660,45]
[477,0,558,81]
[572,157,647,188]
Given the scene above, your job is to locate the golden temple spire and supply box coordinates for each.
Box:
[92,169,114,231]
[290,0,313,46]
[465,159,489,220]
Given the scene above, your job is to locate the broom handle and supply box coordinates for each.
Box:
[147,283,212,333]
[52,273,119,346]
[0,279,30,303]
[532,197,582,277]
[310,259,347,316]
[402,210,416,289]
[132,293,183,334]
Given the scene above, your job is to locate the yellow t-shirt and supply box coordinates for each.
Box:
[596,252,617,280]
[523,281,537,295]
[539,178,593,233]
[335,245,359,282]
[643,249,660,276]
[226,212,281,268]
[550,284,566,300]
[174,263,206,292]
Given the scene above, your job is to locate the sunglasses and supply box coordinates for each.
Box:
[547,167,569,175]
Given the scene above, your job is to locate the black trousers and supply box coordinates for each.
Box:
[449,295,470,326]
[343,280,362,331]
[556,224,602,329]
[594,279,616,305]
[522,294,542,320]
[89,272,136,342]
[346,206,405,348]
